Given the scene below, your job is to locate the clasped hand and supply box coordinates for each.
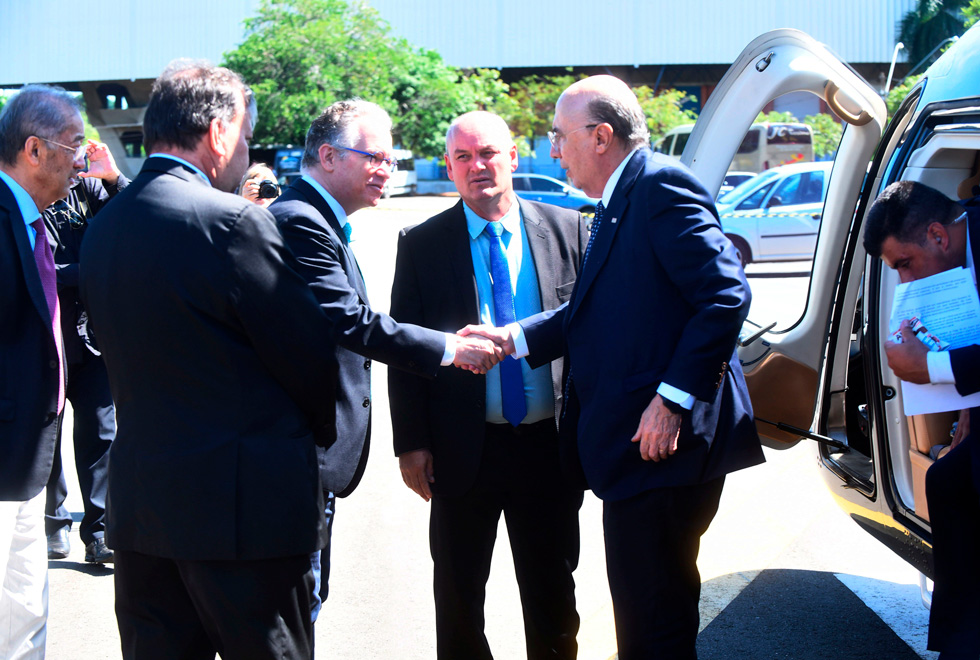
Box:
[450,324,516,374]
[884,320,931,384]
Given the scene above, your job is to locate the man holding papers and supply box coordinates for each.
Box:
[864,180,980,660]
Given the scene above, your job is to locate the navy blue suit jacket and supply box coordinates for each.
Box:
[0,177,62,501]
[522,148,765,501]
[272,178,446,497]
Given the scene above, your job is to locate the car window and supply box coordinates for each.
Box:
[798,171,824,204]
[737,128,761,154]
[512,177,529,192]
[768,174,802,207]
[736,181,775,211]
[674,132,690,155]
[529,178,564,193]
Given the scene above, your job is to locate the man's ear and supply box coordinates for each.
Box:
[927,221,950,249]
[24,136,43,165]
[209,118,227,156]
[444,153,454,182]
[319,143,337,173]
[509,144,519,173]
[594,123,614,155]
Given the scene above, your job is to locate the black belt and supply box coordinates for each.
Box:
[485,418,556,437]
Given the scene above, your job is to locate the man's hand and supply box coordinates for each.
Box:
[458,324,516,357]
[399,449,435,502]
[79,140,121,185]
[631,394,682,462]
[952,408,970,449]
[452,334,504,374]
[884,320,931,384]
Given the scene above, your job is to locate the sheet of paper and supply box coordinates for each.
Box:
[889,267,980,415]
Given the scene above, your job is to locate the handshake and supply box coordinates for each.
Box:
[450,324,518,374]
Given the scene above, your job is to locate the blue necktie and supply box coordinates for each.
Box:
[582,201,604,266]
[484,222,526,426]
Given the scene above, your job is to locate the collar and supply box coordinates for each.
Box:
[601,148,640,207]
[148,153,211,186]
[301,174,348,227]
[0,169,41,226]
[463,199,522,239]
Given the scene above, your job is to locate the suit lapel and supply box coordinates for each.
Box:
[519,200,558,310]
[1,181,53,330]
[292,178,369,302]
[567,149,645,321]
[442,201,481,321]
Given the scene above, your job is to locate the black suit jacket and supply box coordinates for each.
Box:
[272,178,446,497]
[79,157,339,561]
[0,177,62,501]
[388,199,588,497]
[522,149,765,501]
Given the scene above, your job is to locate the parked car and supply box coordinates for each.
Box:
[718,171,756,198]
[716,161,832,266]
[512,173,599,213]
[681,25,980,598]
[656,121,814,173]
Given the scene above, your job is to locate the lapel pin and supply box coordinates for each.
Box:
[611,217,618,223]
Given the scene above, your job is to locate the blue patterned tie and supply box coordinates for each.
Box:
[582,201,604,266]
[484,222,526,426]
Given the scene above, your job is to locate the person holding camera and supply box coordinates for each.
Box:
[238,161,279,207]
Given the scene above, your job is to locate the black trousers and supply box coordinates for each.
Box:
[115,550,315,660]
[45,354,114,544]
[603,477,725,660]
[927,433,980,659]
[430,420,583,660]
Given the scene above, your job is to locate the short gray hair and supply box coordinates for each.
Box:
[142,59,255,154]
[0,85,80,166]
[301,99,391,170]
[587,94,649,150]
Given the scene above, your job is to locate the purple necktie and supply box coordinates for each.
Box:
[31,218,65,413]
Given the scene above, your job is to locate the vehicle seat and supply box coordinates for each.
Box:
[906,411,958,522]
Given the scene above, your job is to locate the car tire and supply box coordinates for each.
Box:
[728,235,751,268]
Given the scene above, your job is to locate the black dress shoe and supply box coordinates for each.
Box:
[84,538,114,564]
[47,528,70,559]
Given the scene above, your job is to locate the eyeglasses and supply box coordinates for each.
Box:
[334,146,398,172]
[547,124,598,148]
[37,137,87,162]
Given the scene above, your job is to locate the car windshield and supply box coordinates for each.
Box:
[718,169,780,205]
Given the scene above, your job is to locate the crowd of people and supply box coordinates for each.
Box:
[1,55,975,660]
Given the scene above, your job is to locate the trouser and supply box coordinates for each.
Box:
[0,489,49,660]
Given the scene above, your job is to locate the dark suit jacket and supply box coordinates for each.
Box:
[522,148,765,501]
[388,199,588,497]
[0,177,61,501]
[79,157,339,561]
[272,178,446,497]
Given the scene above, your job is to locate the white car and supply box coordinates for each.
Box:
[716,161,833,266]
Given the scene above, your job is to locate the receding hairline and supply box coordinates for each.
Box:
[445,111,514,154]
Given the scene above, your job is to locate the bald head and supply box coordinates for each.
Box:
[557,75,649,151]
[446,111,514,154]
[444,111,518,221]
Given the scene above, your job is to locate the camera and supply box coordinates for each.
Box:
[258,179,281,199]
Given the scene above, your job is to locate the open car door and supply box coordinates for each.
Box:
[680,29,887,447]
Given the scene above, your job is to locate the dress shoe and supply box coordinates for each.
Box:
[84,538,114,564]
[47,528,70,559]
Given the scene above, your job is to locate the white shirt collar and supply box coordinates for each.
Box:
[463,198,522,239]
[301,174,348,227]
[149,153,211,186]
[601,148,640,207]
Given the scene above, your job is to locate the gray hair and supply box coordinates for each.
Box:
[445,111,514,154]
[301,99,391,170]
[142,59,255,154]
[0,84,80,166]
[586,94,649,150]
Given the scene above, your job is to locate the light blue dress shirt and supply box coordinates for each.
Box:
[0,169,41,249]
[463,202,554,424]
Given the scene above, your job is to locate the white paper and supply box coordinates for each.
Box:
[889,267,980,415]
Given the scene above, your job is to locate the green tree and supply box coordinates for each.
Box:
[634,87,698,144]
[898,0,970,72]
[963,0,980,27]
[222,0,477,157]
[886,74,925,117]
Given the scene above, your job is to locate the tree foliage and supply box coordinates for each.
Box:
[898,0,971,72]
[634,87,698,144]
[963,0,980,27]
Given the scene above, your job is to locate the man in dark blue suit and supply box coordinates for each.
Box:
[864,180,980,660]
[0,84,85,659]
[465,75,764,659]
[270,100,501,617]
[79,60,339,659]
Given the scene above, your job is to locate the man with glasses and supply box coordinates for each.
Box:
[0,84,85,660]
[464,76,764,660]
[270,99,503,620]
[864,180,980,660]
[41,139,128,567]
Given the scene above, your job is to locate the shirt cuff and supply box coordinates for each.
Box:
[441,333,456,366]
[508,322,529,359]
[657,383,695,410]
[927,351,955,384]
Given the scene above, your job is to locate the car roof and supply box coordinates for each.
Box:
[916,23,980,109]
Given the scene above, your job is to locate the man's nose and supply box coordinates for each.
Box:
[550,143,560,159]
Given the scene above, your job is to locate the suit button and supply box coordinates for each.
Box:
[364,360,371,370]
[49,360,58,369]
[362,398,370,408]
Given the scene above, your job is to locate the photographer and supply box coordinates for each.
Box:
[238,162,280,207]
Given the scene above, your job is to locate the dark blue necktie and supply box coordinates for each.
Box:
[582,201,604,266]
[484,222,526,426]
